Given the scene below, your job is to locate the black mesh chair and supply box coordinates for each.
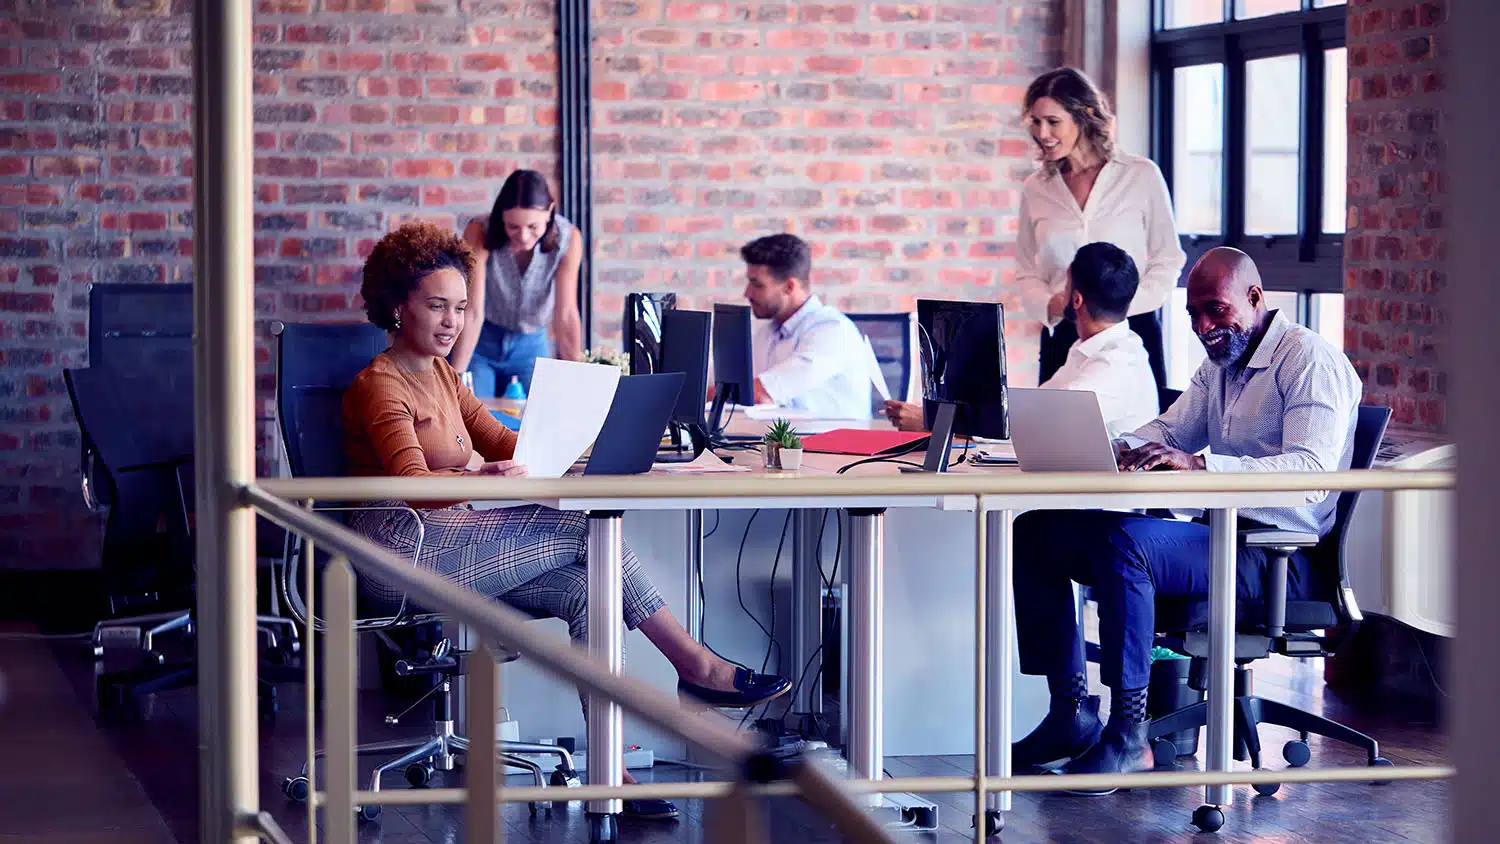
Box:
[65,365,297,721]
[1147,406,1395,803]
[272,322,577,820]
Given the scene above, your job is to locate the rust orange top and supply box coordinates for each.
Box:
[342,352,517,508]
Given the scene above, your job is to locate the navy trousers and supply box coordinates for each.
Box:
[1013,510,1317,692]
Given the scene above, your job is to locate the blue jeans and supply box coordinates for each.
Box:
[467,322,550,397]
[1012,510,1316,691]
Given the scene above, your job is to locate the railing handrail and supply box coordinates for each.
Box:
[256,467,1454,503]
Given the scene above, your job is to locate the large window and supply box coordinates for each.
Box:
[1153,1,1347,387]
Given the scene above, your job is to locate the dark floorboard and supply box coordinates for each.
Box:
[2,631,1450,844]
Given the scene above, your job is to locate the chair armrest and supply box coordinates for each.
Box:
[279,503,426,633]
[1241,529,1319,549]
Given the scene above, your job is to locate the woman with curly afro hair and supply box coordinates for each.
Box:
[342,223,789,820]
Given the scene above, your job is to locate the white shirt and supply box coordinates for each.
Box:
[1129,311,1363,536]
[1040,321,1159,438]
[753,296,872,420]
[1016,152,1187,328]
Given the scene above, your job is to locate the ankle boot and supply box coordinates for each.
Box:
[1058,714,1155,795]
[1012,695,1103,772]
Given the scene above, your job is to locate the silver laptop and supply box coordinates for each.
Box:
[1007,388,1120,473]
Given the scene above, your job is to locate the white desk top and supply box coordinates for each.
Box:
[471,416,1307,514]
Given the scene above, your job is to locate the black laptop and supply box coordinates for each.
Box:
[583,373,687,476]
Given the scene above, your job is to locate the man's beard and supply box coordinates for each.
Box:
[1063,301,1077,324]
[1199,326,1252,364]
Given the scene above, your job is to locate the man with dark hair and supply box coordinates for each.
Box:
[1041,241,1159,436]
[882,241,1156,436]
[737,234,871,418]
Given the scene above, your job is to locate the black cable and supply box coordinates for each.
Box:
[806,512,842,738]
[836,456,923,474]
[741,512,791,729]
[703,510,721,539]
[778,509,834,729]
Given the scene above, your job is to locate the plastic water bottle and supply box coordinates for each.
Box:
[502,376,527,401]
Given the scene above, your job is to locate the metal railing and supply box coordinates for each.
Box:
[234,468,1454,844]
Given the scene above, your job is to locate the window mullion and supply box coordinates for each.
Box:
[1299,24,1324,262]
[1225,34,1246,247]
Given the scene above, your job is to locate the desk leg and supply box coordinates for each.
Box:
[984,510,1013,827]
[586,511,625,833]
[792,509,824,717]
[846,508,885,808]
[1203,507,1238,813]
[686,510,703,644]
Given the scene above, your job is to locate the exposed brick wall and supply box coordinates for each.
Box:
[588,0,1061,379]
[1345,0,1447,431]
[0,0,559,568]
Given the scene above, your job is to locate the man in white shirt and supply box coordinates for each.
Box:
[1009,247,1362,789]
[738,234,871,419]
[882,241,1158,435]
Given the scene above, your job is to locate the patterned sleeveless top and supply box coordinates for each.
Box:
[484,212,574,334]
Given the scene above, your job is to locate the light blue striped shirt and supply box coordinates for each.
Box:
[1131,311,1363,535]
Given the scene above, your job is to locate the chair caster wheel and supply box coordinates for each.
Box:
[973,809,1004,837]
[1252,780,1281,796]
[358,804,381,822]
[1370,756,1393,785]
[1192,805,1225,833]
[405,763,433,788]
[588,812,618,842]
[551,766,582,788]
[1283,739,1311,767]
[1151,737,1180,769]
[283,776,310,803]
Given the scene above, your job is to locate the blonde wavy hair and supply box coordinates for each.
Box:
[1023,67,1116,177]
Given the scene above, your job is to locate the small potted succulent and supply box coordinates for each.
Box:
[763,418,804,471]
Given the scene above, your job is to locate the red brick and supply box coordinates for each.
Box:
[700,81,764,102]
[805,56,862,74]
[393,158,456,179]
[765,29,827,50]
[461,53,510,73]
[0,73,59,94]
[869,57,932,77]
[395,104,460,125]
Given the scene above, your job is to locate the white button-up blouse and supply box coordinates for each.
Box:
[1015,152,1187,328]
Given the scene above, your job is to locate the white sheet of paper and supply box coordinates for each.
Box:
[861,335,891,401]
[512,358,621,479]
[652,450,751,474]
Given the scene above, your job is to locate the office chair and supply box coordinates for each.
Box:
[271,322,579,820]
[1146,406,1394,817]
[65,366,298,722]
[848,312,916,413]
[1157,387,1183,415]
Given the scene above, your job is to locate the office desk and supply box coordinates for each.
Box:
[477,416,1304,827]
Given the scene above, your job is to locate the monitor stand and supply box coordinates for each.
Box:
[900,401,958,474]
[654,421,711,463]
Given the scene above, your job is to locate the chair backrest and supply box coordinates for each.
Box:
[275,322,388,479]
[847,312,915,411]
[1158,387,1183,414]
[1325,405,1392,575]
[65,366,193,546]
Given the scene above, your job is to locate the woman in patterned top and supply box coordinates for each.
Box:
[344,223,790,820]
[451,169,584,396]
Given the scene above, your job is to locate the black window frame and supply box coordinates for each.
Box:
[1152,0,1346,295]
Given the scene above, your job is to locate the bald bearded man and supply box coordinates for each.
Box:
[1007,248,1363,789]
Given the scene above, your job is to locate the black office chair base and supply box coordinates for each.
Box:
[1149,693,1382,771]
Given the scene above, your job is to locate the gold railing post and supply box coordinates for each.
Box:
[192,0,257,840]
[324,557,358,844]
[467,645,503,844]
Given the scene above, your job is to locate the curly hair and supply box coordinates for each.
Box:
[1024,67,1116,177]
[360,222,476,331]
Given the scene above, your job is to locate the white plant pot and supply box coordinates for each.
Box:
[778,448,803,471]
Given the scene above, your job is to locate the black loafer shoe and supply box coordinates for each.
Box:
[678,667,791,709]
[622,798,680,820]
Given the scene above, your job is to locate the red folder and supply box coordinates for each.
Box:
[800,428,930,457]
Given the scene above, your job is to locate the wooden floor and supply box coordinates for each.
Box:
[2,634,1450,843]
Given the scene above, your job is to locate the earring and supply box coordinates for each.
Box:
[393,311,402,329]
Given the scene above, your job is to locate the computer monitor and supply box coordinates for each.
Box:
[624,292,676,376]
[916,299,1009,440]
[659,308,712,451]
[710,303,754,435]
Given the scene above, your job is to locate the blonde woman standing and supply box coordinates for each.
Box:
[1017,67,1185,392]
